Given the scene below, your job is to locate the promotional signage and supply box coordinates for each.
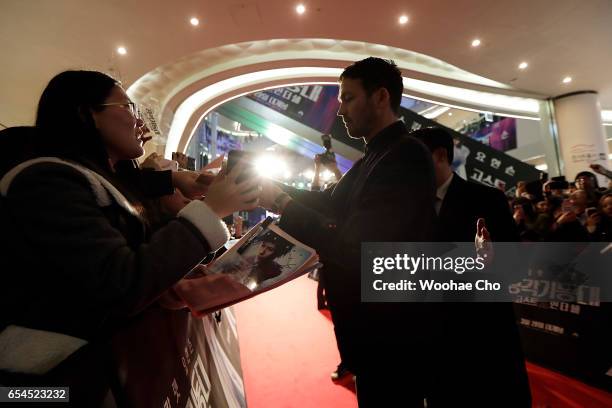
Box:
[398,107,542,195]
[327,91,542,193]
[470,117,517,152]
[516,301,611,389]
[111,307,245,408]
[247,85,339,134]
[249,85,541,194]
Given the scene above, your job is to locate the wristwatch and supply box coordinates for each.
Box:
[271,192,291,213]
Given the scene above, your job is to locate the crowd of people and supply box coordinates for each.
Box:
[511,168,611,242]
[0,57,609,407]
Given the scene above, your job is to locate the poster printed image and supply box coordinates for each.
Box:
[469,117,517,152]
[207,224,315,291]
[169,220,320,316]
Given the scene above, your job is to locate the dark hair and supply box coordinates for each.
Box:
[36,70,119,172]
[255,231,293,259]
[547,196,563,214]
[34,71,147,220]
[410,127,454,164]
[340,57,403,115]
[513,197,537,222]
[575,171,600,189]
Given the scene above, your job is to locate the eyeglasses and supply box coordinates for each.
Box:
[97,101,140,118]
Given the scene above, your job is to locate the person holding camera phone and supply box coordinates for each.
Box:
[575,170,606,207]
[585,193,612,241]
[310,142,349,381]
[0,71,261,405]
[312,137,343,191]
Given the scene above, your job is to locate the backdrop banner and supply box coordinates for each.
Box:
[111,306,246,408]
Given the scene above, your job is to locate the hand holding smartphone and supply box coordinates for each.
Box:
[227,150,256,184]
[226,150,260,204]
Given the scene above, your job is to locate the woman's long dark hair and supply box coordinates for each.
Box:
[36,70,118,173]
[35,70,147,220]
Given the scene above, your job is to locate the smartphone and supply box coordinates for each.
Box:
[227,150,255,183]
[549,181,569,190]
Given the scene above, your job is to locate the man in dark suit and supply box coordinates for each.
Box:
[413,127,532,407]
[260,57,437,407]
[412,127,517,242]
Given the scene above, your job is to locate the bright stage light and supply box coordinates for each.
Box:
[255,155,288,179]
[321,170,333,181]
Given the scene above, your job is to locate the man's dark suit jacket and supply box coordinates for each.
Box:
[278,121,437,374]
[434,173,532,407]
[437,173,518,242]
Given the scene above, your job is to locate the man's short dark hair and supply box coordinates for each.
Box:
[410,127,455,164]
[255,231,293,259]
[340,57,403,115]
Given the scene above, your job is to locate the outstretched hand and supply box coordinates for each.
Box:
[475,218,494,264]
[590,163,612,179]
[173,170,210,199]
[202,161,261,218]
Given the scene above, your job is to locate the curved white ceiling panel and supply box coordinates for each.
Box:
[127,39,547,156]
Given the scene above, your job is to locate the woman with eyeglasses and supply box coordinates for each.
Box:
[0,70,260,403]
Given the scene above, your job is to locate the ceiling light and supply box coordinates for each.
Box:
[296,4,306,14]
[190,17,199,26]
[535,164,548,171]
[117,46,127,55]
[255,155,288,179]
[399,15,409,25]
[562,76,572,84]
[518,62,528,70]
[471,39,481,47]
[448,112,453,116]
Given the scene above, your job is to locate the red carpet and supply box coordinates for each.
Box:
[527,362,612,408]
[234,275,357,407]
[234,275,612,407]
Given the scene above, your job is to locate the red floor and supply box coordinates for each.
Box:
[234,275,612,408]
[234,275,356,408]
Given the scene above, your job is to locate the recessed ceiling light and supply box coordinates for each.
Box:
[471,39,481,47]
[399,15,409,25]
[448,112,453,116]
[518,62,528,70]
[190,17,199,26]
[117,46,127,55]
[296,4,306,14]
[562,76,572,84]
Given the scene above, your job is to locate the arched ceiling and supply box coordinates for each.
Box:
[122,39,545,156]
[2,0,611,145]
